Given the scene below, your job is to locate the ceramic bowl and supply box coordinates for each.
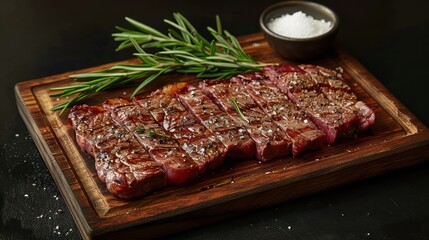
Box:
[260,1,339,60]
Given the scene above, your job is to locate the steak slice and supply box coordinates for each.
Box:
[176,83,256,160]
[68,105,166,199]
[199,79,291,162]
[263,65,358,143]
[233,73,325,156]
[103,98,199,185]
[299,64,375,131]
[134,84,226,173]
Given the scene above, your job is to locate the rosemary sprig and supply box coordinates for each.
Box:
[50,13,270,114]
[229,98,249,123]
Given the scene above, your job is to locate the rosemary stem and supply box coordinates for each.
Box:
[50,13,271,113]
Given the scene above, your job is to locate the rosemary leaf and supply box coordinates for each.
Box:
[125,17,167,38]
[131,70,164,98]
[229,98,249,123]
[136,125,145,134]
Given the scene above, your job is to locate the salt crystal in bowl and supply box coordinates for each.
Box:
[260,1,339,61]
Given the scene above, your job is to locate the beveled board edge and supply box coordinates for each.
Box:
[15,87,94,239]
[336,49,427,134]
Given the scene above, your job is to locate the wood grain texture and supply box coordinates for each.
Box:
[15,33,429,239]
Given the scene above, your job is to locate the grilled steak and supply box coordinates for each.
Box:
[176,83,256,159]
[233,73,325,156]
[199,79,291,162]
[69,64,375,199]
[68,105,166,199]
[299,65,375,131]
[134,84,226,173]
[103,98,199,185]
[263,65,358,143]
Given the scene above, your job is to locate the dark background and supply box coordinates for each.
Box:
[1,0,429,239]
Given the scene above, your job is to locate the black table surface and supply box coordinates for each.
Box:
[1,1,429,239]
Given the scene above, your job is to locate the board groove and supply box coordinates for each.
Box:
[15,33,429,239]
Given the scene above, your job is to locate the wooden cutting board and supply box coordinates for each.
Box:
[15,33,429,240]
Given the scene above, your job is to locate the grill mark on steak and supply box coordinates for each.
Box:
[103,98,199,185]
[176,83,256,160]
[233,72,325,156]
[299,65,376,131]
[68,105,166,199]
[134,85,226,173]
[263,65,358,143]
[199,79,291,162]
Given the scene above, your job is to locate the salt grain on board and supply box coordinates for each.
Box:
[268,11,332,38]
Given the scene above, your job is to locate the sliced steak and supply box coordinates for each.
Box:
[134,84,226,173]
[263,65,358,143]
[299,64,375,131]
[199,79,291,162]
[176,83,256,160]
[68,105,166,199]
[103,98,199,185]
[233,73,325,156]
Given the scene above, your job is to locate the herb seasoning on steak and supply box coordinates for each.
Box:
[299,64,375,132]
[103,98,199,185]
[176,83,256,160]
[199,79,291,162]
[263,65,358,143]
[233,73,325,156]
[134,84,226,173]
[69,105,166,199]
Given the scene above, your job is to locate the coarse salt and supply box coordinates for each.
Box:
[268,11,332,38]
